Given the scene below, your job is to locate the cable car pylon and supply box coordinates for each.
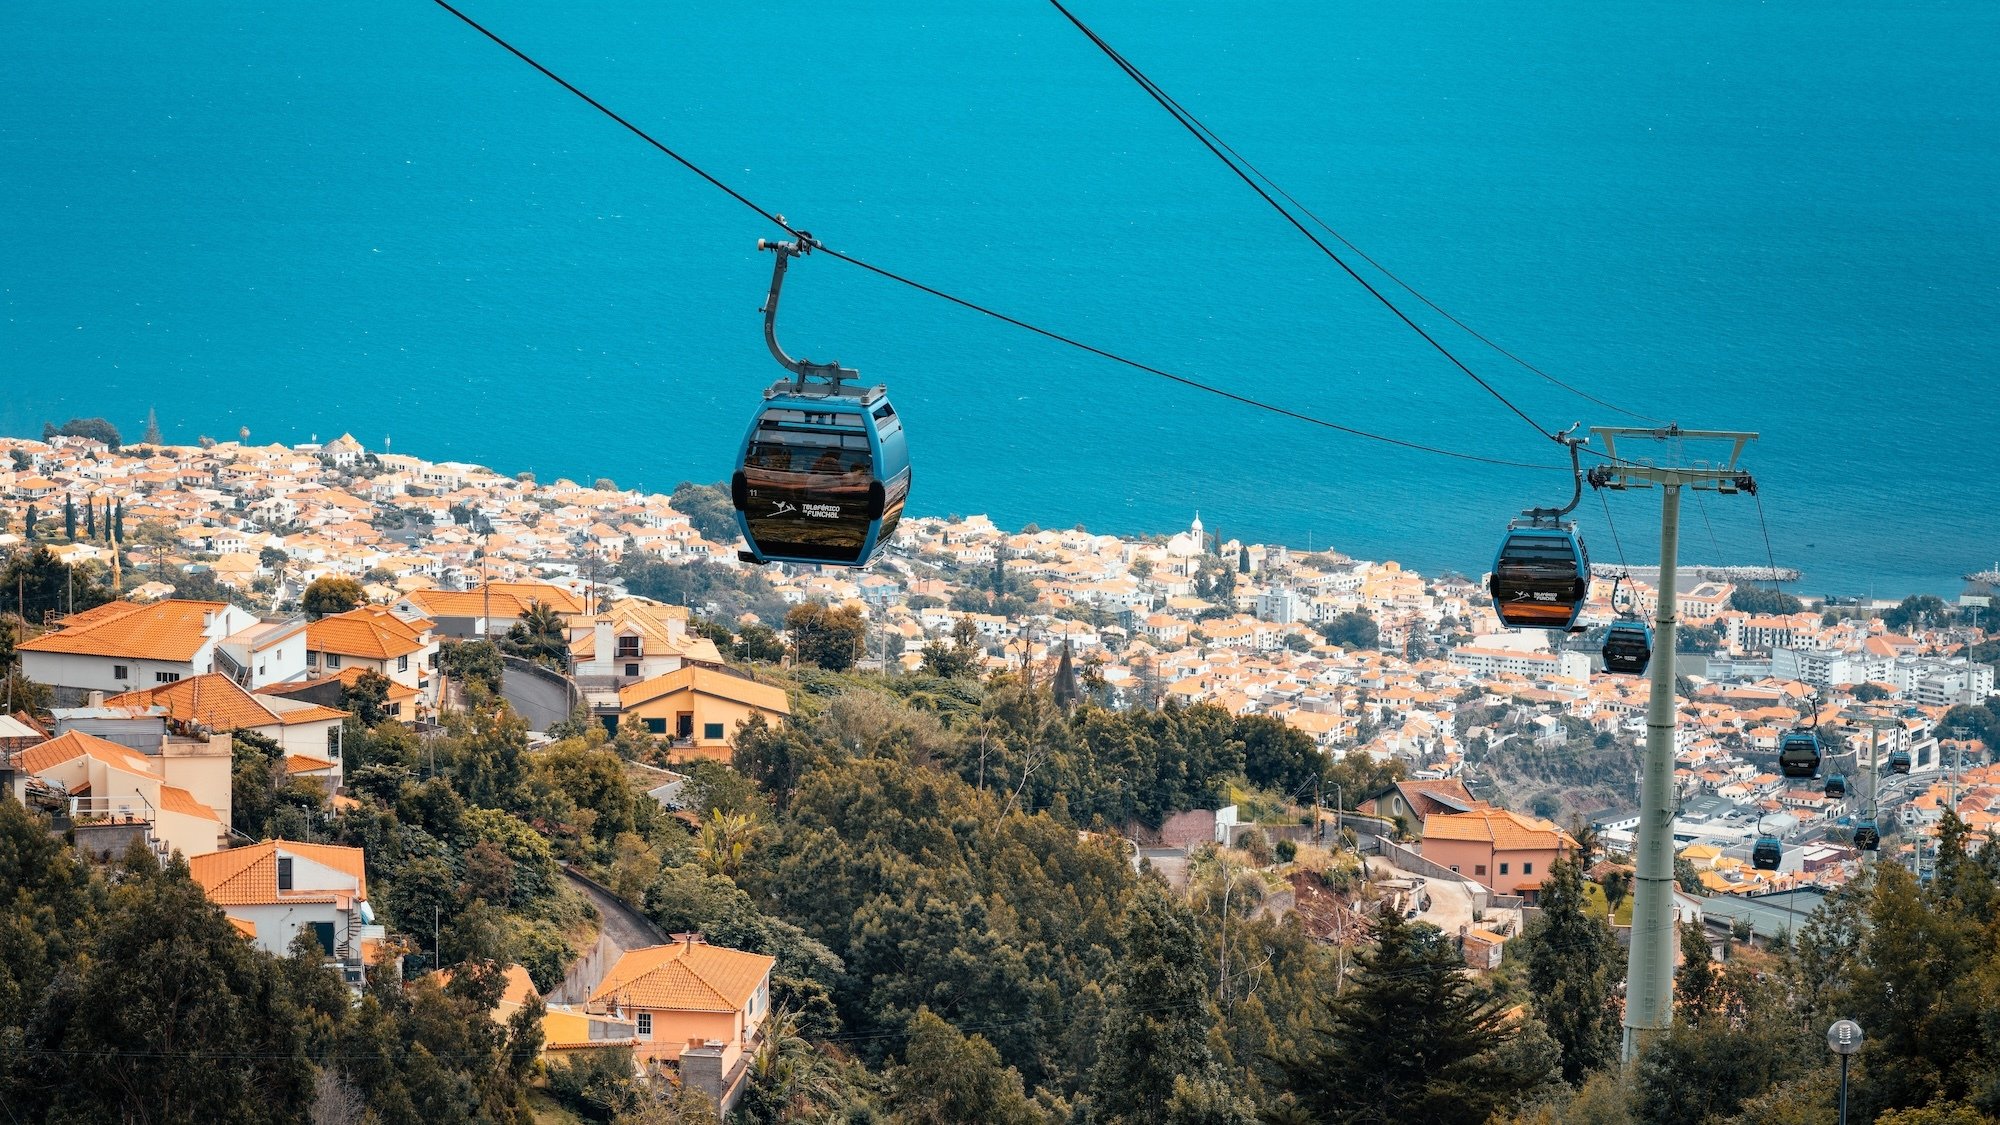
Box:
[1586,425,1759,1065]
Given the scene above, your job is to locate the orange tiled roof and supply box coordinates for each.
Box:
[589,940,774,1013]
[156,785,220,821]
[17,728,159,776]
[284,753,339,774]
[258,666,419,702]
[105,672,346,731]
[307,606,427,660]
[617,666,789,715]
[17,599,226,662]
[1422,807,1577,851]
[188,840,368,904]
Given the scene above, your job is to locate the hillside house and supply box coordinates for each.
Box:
[613,667,789,760]
[588,936,776,1114]
[19,599,306,695]
[102,673,348,783]
[1420,807,1577,899]
[8,728,230,860]
[190,840,390,986]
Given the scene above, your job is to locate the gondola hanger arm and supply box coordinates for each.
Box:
[758,230,859,392]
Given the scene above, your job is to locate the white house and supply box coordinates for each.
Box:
[18,599,303,695]
[189,840,388,986]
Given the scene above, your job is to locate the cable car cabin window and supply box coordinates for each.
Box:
[741,427,877,563]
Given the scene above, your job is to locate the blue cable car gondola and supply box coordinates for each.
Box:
[1888,749,1912,775]
[731,237,911,569]
[1853,818,1880,852]
[1491,523,1590,631]
[1752,834,1782,871]
[1490,436,1592,631]
[1824,773,1847,800]
[1599,576,1652,675]
[1778,729,1822,780]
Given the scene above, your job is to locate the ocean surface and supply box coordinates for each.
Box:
[3,0,1995,597]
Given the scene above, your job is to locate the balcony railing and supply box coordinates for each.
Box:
[70,794,155,825]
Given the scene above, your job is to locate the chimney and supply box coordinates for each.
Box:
[667,616,685,642]
[86,690,105,708]
[594,616,613,668]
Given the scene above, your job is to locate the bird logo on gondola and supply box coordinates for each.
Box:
[770,501,797,516]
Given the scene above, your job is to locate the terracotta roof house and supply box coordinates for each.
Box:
[105,672,347,777]
[588,935,776,1114]
[1360,778,1487,826]
[9,728,228,860]
[614,668,790,761]
[17,599,282,694]
[190,840,390,986]
[1420,808,1578,899]
[305,605,437,708]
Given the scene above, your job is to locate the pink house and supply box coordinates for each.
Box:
[1420,808,1577,899]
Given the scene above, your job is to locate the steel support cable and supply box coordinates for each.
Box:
[1044,2,1664,426]
[1692,487,1724,562]
[431,0,1563,473]
[1049,0,1570,448]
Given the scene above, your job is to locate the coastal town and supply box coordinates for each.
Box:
[2,422,1997,1116]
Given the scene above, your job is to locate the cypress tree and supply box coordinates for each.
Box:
[114,499,125,541]
[1089,883,1234,1124]
[1523,854,1623,1083]
[142,406,163,445]
[62,494,76,541]
[83,499,96,539]
[1273,911,1538,1124]
[23,503,36,542]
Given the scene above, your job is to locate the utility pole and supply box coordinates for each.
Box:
[1591,426,1758,1065]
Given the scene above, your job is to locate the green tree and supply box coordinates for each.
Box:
[143,406,164,445]
[921,617,984,679]
[343,668,395,727]
[1729,586,1803,615]
[1272,912,1540,1124]
[62,493,76,540]
[888,1008,1043,1125]
[670,480,740,543]
[1882,594,1953,632]
[1318,611,1379,649]
[1,545,114,621]
[301,574,364,618]
[1089,883,1234,1123]
[46,416,123,448]
[1524,854,1623,1083]
[10,851,314,1123]
[499,598,567,666]
[735,621,787,663]
[439,639,504,696]
[786,602,866,672]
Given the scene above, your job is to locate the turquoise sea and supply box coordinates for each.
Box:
[2,0,1995,596]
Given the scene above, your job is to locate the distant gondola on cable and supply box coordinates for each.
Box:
[1778,729,1822,779]
[1777,693,1824,779]
[731,235,911,569]
[1599,575,1652,675]
[1824,772,1847,800]
[1852,817,1880,852]
[1752,831,1783,872]
[1490,432,1591,631]
[1888,749,1912,775]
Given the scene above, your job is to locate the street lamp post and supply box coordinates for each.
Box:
[1827,1019,1863,1125]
